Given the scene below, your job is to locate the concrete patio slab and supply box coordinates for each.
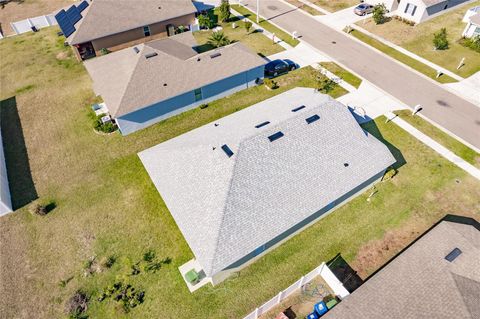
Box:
[178,259,212,293]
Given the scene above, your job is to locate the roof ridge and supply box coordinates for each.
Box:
[450,272,480,318]
[111,45,147,117]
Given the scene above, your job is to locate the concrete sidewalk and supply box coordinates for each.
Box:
[386,112,480,181]
[267,42,329,67]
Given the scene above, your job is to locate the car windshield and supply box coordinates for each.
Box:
[358,4,366,8]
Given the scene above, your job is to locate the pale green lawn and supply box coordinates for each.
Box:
[314,0,358,12]
[359,1,480,77]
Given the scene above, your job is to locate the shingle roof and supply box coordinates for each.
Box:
[69,0,197,44]
[470,13,480,25]
[324,220,480,319]
[84,33,266,117]
[138,88,396,277]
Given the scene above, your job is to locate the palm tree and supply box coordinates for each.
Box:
[207,31,231,48]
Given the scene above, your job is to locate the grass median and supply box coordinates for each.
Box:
[320,61,362,88]
[232,4,300,47]
[347,29,457,84]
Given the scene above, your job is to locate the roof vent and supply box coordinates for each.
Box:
[210,52,222,59]
[268,131,284,142]
[133,47,140,54]
[163,83,167,87]
[445,248,462,262]
[292,105,306,112]
[197,57,201,62]
[344,163,349,167]
[145,52,158,59]
[306,114,320,124]
[221,144,234,158]
[255,121,270,128]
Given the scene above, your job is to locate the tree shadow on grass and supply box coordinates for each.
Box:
[361,120,407,170]
[0,96,37,209]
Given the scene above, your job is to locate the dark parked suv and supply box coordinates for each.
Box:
[264,59,297,77]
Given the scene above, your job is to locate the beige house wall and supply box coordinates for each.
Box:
[84,13,195,56]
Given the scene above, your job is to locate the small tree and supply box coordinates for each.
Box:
[372,4,387,25]
[244,21,253,33]
[207,31,231,48]
[198,14,214,29]
[433,28,449,50]
[219,0,231,22]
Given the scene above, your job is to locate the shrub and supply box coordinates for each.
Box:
[93,113,117,133]
[143,250,156,262]
[29,203,47,216]
[219,0,231,22]
[433,28,449,50]
[102,255,116,268]
[383,167,398,181]
[372,4,387,25]
[99,282,145,313]
[198,13,215,29]
[144,261,162,273]
[460,35,480,53]
[130,263,141,276]
[207,31,231,48]
[317,78,338,93]
[263,78,277,90]
[66,290,89,319]
[244,20,253,33]
[99,48,109,55]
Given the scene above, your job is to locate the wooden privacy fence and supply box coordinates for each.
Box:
[243,262,349,319]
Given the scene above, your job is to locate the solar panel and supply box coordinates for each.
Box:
[292,105,306,112]
[77,0,89,12]
[255,121,270,129]
[55,10,76,38]
[221,145,234,158]
[66,6,82,25]
[268,131,284,142]
[306,114,320,124]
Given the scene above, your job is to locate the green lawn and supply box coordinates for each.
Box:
[358,1,480,78]
[232,4,300,47]
[193,9,284,57]
[320,62,362,88]
[1,27,479,319]
[314,0,358,12]
[285,0,324,16]
[394,110,480,168]
[348,29,458,83]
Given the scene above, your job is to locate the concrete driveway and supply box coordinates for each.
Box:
[240,0,480,150]
[315,6,370,30]
[266,42,329,67]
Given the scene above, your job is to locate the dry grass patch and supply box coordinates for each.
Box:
[314,0,358,12]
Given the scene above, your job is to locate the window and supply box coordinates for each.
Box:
[194,88,203,101]
[404,3,417,16]
[268,131,284,142]
[143,26,151,37]
[474,26,480,36]
[305,114,320,124]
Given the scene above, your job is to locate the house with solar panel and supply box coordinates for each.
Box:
[55,0,197,60]
[84,32,265,135]
[138,88,396,289]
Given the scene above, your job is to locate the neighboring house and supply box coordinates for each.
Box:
[462,6,480,37]
[138,88,396,286]
[324,215,480,318]
[0,126,12,216]
[372,0,473,23]
[57,0,197,60]
[85,32,265,135]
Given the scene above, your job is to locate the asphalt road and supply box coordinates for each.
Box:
[243,0,480,149]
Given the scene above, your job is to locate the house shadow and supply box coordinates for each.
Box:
[0,96,37,209]
[360,120,407,170]
[327,253,363,293]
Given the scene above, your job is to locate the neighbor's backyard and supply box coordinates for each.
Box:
[0,27,479,319]
[358,0,480,78]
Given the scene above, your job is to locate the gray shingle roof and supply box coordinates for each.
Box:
[138,88,396,277]
[324,220,480,319]
[69,0,197,44]
[84,33,266,117]
[470,13,480,25]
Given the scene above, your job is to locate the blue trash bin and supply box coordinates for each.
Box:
[314,301,328,316]
[306,312,319,319]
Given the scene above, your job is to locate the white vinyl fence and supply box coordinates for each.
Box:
[10,14,57,35]
[243,262,350,319]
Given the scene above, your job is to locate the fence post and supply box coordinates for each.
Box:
[299,276,305,289]
[254,307,259,319]
[44,15,50,26]
[27,18,34,27]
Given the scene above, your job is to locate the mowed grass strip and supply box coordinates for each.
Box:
[232,4,300,47]
[347,29,457,84]
[314,0,358,12]
[394,110,480,168]
[1,27,479,319]
[285,0,324,16]
[320,62,362,88]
